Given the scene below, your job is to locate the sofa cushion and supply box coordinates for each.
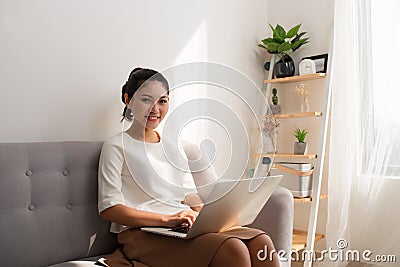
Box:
[0,142,117,267]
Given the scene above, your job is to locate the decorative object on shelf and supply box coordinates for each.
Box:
[271,88,282,115]
[274,59,295,78]
[294,82,310,112]
[261,116,280,153]
[302,53,328,73]
[254,157,272,178]
[293,127,308,155]
[264,61,270,71]
[275,162,314,197]
[258,23,309,78]
[299,59,316,75]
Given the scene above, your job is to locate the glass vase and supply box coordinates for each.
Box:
[261,132,276,154]
[301,95,310,112]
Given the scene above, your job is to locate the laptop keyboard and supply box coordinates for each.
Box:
[169,226,190,234]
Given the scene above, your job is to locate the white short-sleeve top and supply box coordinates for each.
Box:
[98,132,202,233]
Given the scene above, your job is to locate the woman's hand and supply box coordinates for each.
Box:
[163,209,199,228]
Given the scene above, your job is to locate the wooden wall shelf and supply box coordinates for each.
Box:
[274,112,322,119]
[254,153,317,159]
[292,229,325,252]
[260,112,322,119]
[294,194,328,203]
[264,73,326,84]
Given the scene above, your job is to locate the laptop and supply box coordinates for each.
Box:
[141,175,283,239]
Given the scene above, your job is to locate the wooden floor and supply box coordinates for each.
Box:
[292,229,325,251]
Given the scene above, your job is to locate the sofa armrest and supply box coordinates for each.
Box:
[249,186,294,255]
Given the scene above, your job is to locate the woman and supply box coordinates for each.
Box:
[98,67,280,267]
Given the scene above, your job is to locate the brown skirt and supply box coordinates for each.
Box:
[103,226,266,267]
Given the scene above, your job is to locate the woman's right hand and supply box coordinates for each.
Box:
[163,209,199,228]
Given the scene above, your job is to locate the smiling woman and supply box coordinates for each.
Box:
[121,68,169,119]
[97,67,280,267]
[122,70,170,142]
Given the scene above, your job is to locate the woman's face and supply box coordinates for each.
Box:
[128,80,169,130]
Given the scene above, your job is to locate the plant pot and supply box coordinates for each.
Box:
[271,104,281,115]
[294,142,307,155]
[274,56,295,78]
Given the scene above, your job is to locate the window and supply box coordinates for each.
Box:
[370,0,400,177]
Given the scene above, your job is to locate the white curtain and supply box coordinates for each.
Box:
[325,0,400,266]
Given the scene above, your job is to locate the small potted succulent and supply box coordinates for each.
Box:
[271,88,281,115]
[293,127,308,155]
[259,23,309,78]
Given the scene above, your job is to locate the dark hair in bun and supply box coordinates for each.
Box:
[121,68,169,121]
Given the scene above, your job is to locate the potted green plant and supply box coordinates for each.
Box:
[259,23,309,78]
[271,88,281,115]
[293,127,308,155]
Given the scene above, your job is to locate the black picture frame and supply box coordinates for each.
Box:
[302,53,328,73]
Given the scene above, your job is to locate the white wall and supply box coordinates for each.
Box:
[1,0,335,249]
[265,0,335,251]
[0,0,268,143]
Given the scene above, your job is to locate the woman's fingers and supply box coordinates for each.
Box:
[182,210,199,224]
[164,209,201,227]
[178,214,194,226]
[173,209,198,227]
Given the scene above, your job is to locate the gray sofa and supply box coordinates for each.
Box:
[0,141,294,267]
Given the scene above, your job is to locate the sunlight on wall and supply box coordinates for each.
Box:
[164,20,236,178]
[173,20,208,65]
[163,20,208,143]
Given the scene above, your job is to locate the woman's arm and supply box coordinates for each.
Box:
[181,140,219,201]
[100,204,198,228]
[98,141,198,228]
[182,193,204,212]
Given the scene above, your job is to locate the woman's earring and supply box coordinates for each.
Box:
[125,108,134,121]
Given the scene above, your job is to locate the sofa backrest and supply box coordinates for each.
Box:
[0,141,117,267]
